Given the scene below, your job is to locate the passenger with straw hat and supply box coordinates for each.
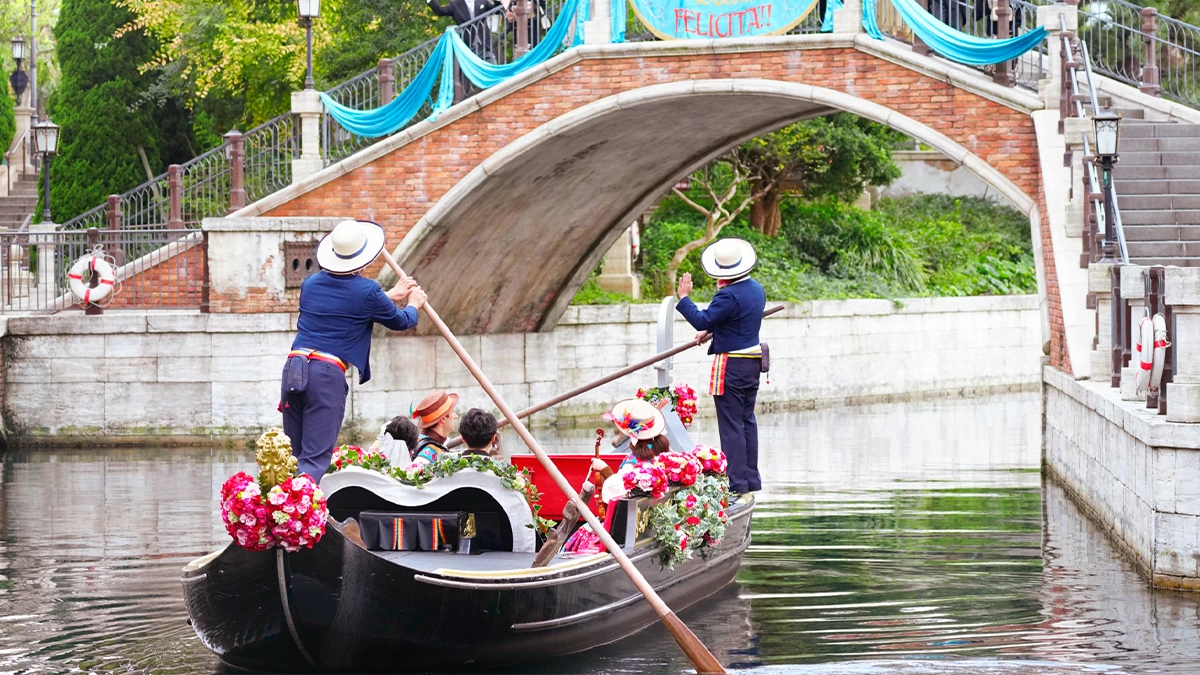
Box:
[281,219,428,480]
[675,238,766,502]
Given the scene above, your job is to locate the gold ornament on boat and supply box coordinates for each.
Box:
[636,505,652,535]
[256,427,297,489]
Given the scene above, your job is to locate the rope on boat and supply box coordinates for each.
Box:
[276,549,321,669]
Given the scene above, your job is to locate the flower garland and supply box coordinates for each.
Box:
[328,444,389,474]
[648,473,730,569]
[219,429,329,553]
[690,445,728,475]
[653,451,702,486]
[635,384,698,428]
[621,463,669,499]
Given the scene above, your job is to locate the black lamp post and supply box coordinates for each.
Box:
[9,37,27,101]
[1093,109,1123,262]
[33,118,58,222]
[297,0,320,90]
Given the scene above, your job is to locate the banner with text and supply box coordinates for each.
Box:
[628,0,819,39]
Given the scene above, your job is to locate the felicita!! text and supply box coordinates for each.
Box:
[674,5,773,37]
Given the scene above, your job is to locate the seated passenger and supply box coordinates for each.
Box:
[458,408,503,459]
[371,415,420,464]
[591,399,669,498]
[410,389,460,465]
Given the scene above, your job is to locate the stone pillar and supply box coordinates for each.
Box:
[291,90,324,183]
[1165,267,1200,422]
[12,104,34,174]
[1120,264,1147,401]
[596,226,640,298]
[584,0,612,44]
[29,222,56,294]
[1037,4,1078,112]
[834,0,863,34]
[1090,262,1115,383]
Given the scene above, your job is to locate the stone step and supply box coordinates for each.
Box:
[1114,107,1146,119]
[1120,138,1200,152]
[1114,165,1200,180]
[1129,256,1200,267]
[1119,195,1200,210]
[1119,225,1200,241]
[1115,151,1200,167]
[1120,209,1200,225]
[1115,179,1200,195]
[1125,241,1200,257]
[1120,124,1200,138]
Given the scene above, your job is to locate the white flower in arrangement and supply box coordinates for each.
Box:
[512,475,526,491]
[240,483,261,499]
[272,510,291,525]
[292,476,310,490]
[268,489,288,506]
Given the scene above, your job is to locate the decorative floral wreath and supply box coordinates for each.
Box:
[636,384,698,428]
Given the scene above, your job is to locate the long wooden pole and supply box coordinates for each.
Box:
[446,304,785,449]
[381,250,726,674]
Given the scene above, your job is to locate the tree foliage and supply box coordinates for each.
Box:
[0,0,62,113]
[48,0,168,221]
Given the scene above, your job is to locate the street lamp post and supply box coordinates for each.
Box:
[297,0,320,90]
[33,119,59,222]
[9,37,27,102]
[1092,109,1123,262]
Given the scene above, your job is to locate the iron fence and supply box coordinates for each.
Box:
[244,113,298,204]
[0,227,204,312]
[1154,12,1200,106]
[1077,0,1146,87]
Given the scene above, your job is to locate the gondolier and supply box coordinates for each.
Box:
[282,219,427,479]
[675,238,766,501]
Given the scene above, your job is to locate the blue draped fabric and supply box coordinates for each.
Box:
[612,0,627,43]
[873,0,1046,65]
[451,0,584,87]
[862,0,883,39]
[821,0,842,32]
[320,37,452,138]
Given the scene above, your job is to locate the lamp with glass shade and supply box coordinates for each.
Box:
[297,0,320,90]
[1091,110,1123,263]
[33,119,59,221]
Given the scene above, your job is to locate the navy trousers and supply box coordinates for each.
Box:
[281,356,349,480]
[714,356,762,494]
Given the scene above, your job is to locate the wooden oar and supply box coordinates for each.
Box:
[380,250,726,674]
[445,304,785,449]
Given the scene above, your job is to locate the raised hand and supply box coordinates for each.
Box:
[677,272,693,299]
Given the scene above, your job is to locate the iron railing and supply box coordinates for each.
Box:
[0,227,204,312]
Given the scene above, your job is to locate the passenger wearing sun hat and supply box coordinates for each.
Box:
[674,238,766,501]
[409,389,461,464]
[590,398,671,503]
[281,219,429,481]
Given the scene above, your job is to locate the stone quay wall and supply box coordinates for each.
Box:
[1,295,1040,444]
[1043,366,1200,590]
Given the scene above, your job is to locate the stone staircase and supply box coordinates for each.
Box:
[0,173,38,231]
[1114,122,1200,267]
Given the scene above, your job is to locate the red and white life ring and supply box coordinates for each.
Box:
[1151,313,1171,392]
[68,254,116,305]
[1134,314,1154,395]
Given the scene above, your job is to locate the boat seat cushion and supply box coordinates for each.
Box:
[359,511,463,552]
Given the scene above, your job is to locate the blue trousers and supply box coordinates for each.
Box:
[281,356,348,480]
[714,356,762,494]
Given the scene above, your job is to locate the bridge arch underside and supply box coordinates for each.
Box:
[396,79,1038,334]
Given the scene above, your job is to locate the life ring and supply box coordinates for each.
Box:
[68,254,116,305]
[1134,314,1154,395]
[1151,313,1171,391]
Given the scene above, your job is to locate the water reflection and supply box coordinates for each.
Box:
[1,394,1198,673]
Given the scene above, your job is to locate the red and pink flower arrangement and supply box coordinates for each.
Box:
[689,445,728,475]
[621,463,669,499]
[653,451,703,486]
[635,383,698,429]
[327,444,388,474]
[219,428,330,553]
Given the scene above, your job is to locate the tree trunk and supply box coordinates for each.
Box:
[750,186,783,237]
[666,220,719,288]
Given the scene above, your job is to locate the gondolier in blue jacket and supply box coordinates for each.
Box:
[282,219,427,479]
[676,238,766,501]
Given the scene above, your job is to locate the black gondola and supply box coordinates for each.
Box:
[182,466,753,673]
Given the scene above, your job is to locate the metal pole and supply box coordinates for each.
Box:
[40,154,50,221]
[304,18,314,90]
[29,0,37,124]
[1101,159,1116,261]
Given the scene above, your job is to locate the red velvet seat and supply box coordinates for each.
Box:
[509,454,625,520]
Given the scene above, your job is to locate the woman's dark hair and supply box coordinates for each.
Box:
[385,415,420,453]
[632,434,670,462]
[459,408,498,449]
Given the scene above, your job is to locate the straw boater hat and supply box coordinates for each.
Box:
[317,219,387,274]
[412,390,460,430]
[603,398,665,441]
[700,238,757,280]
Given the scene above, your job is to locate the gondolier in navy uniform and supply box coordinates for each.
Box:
[282,219,427,480]
[675,238,766,500]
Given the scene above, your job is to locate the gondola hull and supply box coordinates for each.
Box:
[183,501,753,673]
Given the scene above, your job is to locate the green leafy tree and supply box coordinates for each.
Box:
[0,69,14,155]
[747,113,902,236]
[318,0,448,85]
[47,0,166,221]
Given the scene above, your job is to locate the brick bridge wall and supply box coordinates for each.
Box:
[140,44,1069,370]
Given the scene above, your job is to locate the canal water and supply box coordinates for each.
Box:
[2,393,1199,674]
